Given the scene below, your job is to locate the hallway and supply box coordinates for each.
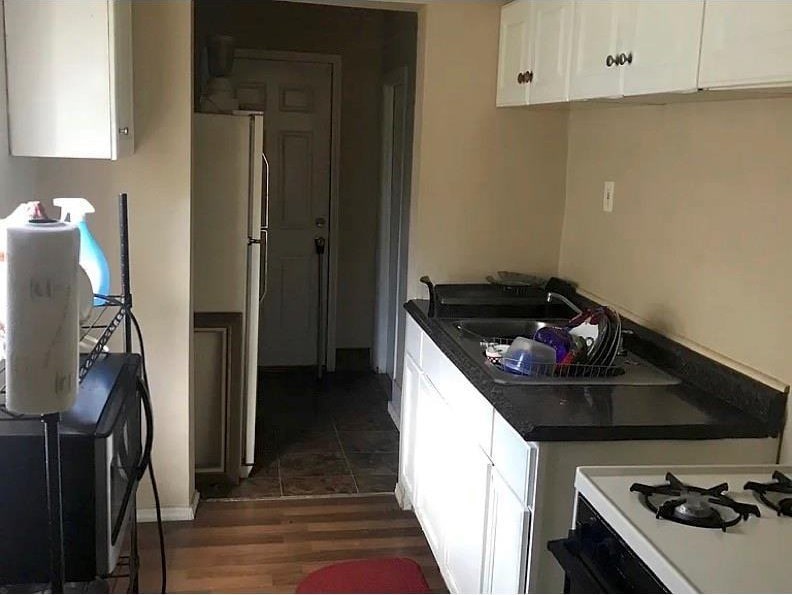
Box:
[200,370,399,499]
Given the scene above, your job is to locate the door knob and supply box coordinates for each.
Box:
[524,70,534,83]
[517,72,525,84]
[605,55,616,68]
[315,217,326,228]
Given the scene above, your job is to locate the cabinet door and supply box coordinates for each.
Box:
[621,1,704,96]
[444,431,492,594]
[413,375,452,561]
[569,1,622,100]
[483,469,532,595]
[398,353,420,503]
[529,1,574,104]
[497,1,533,106]
[699,1,792,89]
[3,0,133,159]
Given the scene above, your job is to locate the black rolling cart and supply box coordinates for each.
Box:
[0,194,149,593]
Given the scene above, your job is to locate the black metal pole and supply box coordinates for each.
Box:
[119,193,132,354]
[42,412,65,593]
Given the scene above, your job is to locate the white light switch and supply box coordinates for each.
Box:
[603,181,615,213]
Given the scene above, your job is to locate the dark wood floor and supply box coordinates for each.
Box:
[134,494,446,594]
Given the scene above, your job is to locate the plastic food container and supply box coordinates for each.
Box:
[501,337,557,376]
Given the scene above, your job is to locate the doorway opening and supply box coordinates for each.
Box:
[191,1,418,499]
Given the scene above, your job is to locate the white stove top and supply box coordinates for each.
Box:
[575,465,792,594]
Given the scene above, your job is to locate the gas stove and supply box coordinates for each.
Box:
[549,466,792,593]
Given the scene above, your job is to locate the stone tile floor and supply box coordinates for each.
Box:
[198,369,399,499]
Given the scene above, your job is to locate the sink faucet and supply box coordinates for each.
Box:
[547,292,582,315]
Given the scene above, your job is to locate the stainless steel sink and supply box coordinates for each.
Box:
[442,318,681,387]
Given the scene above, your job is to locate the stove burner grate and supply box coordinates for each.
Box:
[744,471,792,517]
[630,472,760,531]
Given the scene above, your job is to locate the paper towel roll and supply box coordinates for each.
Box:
[6,220,80,415]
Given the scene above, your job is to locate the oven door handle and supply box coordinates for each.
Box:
[548,532,613,594]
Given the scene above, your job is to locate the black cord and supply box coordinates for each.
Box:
[130,312,167,594]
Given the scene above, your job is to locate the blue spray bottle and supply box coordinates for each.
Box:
[54,198,111,306]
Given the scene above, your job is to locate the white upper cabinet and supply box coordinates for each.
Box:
[497,0,573,106]
[3,0,134,160]
[497,0,533,106]
[699,1,792,89]
[570,1,704,100]
[530,1,574,104]
[569,1,622,100]
[621,1,704,96]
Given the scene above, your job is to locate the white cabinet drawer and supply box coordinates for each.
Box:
[492,410,537,506]
[422,337,494,457]
[405,315,423,368]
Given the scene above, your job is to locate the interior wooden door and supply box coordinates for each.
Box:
[232,58,333,367]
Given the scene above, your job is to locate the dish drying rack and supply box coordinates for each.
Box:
[0,194,134,419]
[493,359,625,379]
[483,336,625,379]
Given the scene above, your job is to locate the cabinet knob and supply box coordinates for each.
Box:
[617,52,633,66]
[605,55,616,68]
[524,70,534,83]
[517,72,525,84]
[118,127,130,136]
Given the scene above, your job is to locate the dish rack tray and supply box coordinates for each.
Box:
[494,359,625,378]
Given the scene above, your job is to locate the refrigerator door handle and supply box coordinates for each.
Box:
[262,152,270,230]
[259,229,268,303]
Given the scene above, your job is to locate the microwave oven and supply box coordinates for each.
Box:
[0,354,142,585]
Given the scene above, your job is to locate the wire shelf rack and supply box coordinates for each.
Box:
[0,295,127,419]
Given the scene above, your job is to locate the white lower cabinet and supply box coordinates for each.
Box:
[483,468,532,595]
[397,353,421,504]
[413,374,452,559]
[443,427,493,593]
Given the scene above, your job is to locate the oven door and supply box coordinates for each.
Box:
[548,496,668,594]
[548,532,619,594]
[96,386,142,576]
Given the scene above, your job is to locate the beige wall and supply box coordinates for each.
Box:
[33,2,194,509]
[559,98,792,462]
[407,2,569,299]
[196,1,386,349]
[0,0,35,214]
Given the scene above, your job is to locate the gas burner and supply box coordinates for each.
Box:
[744,471,792,517]
[630,472,760,531]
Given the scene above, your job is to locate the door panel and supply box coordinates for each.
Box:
[530,0,573,104]
[232,58,333,366]
[497,1,533,106]
[279,131,315,227]
[483,469,532,594]
[621,1,704,96]
[699,1,792,88]
[569,1,622,100]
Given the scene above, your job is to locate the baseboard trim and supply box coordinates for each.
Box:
[387,400,401,430]
[395,481,412,511]
[137,490,199,523]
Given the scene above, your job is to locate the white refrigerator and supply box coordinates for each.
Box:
[193,111,267,477]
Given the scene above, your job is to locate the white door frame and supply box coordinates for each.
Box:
[236,49,342,372]
[374,66,410,377]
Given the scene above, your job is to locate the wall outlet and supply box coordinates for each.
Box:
[603,181,615,213]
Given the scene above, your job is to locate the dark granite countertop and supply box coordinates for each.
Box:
[405,299,786,442]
